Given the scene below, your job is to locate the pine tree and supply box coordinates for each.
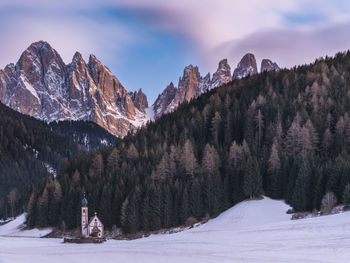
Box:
[342,184,350,205]
[107,148,120,173]
[268,138,280,172]
[120,197,129,232]
[292,161,311,211]
[49,180,62,225]
[243,156,262,199]
[229,141,242,168]
[210,112,222,146]
[322,128,333,152]
[179,140,198,177]
[255,109,264,148]
[127,143,139,159]
[189,178,202,219]
[304,119,319,150]
[179,187,189,224]
[268,138,281,198]
[37,184,49,227]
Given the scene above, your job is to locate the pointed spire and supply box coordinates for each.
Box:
[82,192,88,207]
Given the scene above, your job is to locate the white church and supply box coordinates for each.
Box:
[81,195,104,238]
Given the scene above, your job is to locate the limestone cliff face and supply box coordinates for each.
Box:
[176,65,202,102]
[0,41,149,137]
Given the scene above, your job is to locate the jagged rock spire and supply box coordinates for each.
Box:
[232,53,257,80]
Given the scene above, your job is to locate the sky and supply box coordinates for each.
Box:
[1,0,350,103]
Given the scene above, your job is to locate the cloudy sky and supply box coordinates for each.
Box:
[1,0,350,103]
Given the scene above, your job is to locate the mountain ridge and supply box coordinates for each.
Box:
[0,40,281,133]
[0,41,150,137]
[153,53,280,118]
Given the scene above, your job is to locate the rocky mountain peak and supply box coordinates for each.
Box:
[0,41,150,137]
[129,89,149,113]
[88,54,102,68]
[218,58,230,70]
[153,82,177,119]
[232,53,257,80]
[261,59,280,72]
[201,73,211,93]
[153,60,233,118]
[211,58,232,89]
[178,65,201,102]
[72,52,84,63]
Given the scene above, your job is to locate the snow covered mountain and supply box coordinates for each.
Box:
[0,41,150,137]
[153,54,279,119]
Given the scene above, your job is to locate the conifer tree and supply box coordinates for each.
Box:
[292,161,311,211]
[180,140,198,177]
[342,184,350,205]
[243,156,262,199]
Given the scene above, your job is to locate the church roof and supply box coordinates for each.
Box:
[88,214,104,227]
[82,198,88,207]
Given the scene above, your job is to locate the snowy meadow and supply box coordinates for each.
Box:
[1,197,350,263]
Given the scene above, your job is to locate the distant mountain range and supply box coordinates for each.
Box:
[0,41,279,136]
[153,53,280,118]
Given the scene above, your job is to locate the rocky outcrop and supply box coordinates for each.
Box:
[210,59,232,91]
[129,89,148,113]
[152,60,232,118]
[176,65,202,102]
[152,53,281,119]
[261,59,280,72]
[153,82,177,119]
[232,53,257,80]
[153,65,202,118]
[0,41,149,137]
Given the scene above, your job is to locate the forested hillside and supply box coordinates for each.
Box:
[0,103,116,219]
[48,121,116,150]
[27,51,350,233]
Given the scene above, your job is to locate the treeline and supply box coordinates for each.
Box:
[27,51,350,233]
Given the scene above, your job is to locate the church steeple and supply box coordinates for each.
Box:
[81,193,89,238]
[82,193,88,207]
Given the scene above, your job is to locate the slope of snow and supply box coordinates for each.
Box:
[129,109,150,127]
[0,213,52,238]
[1,197,350,263]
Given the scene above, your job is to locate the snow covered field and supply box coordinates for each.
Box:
[1,197,350,263]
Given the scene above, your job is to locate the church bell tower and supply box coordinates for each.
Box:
[81,194,89,238]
